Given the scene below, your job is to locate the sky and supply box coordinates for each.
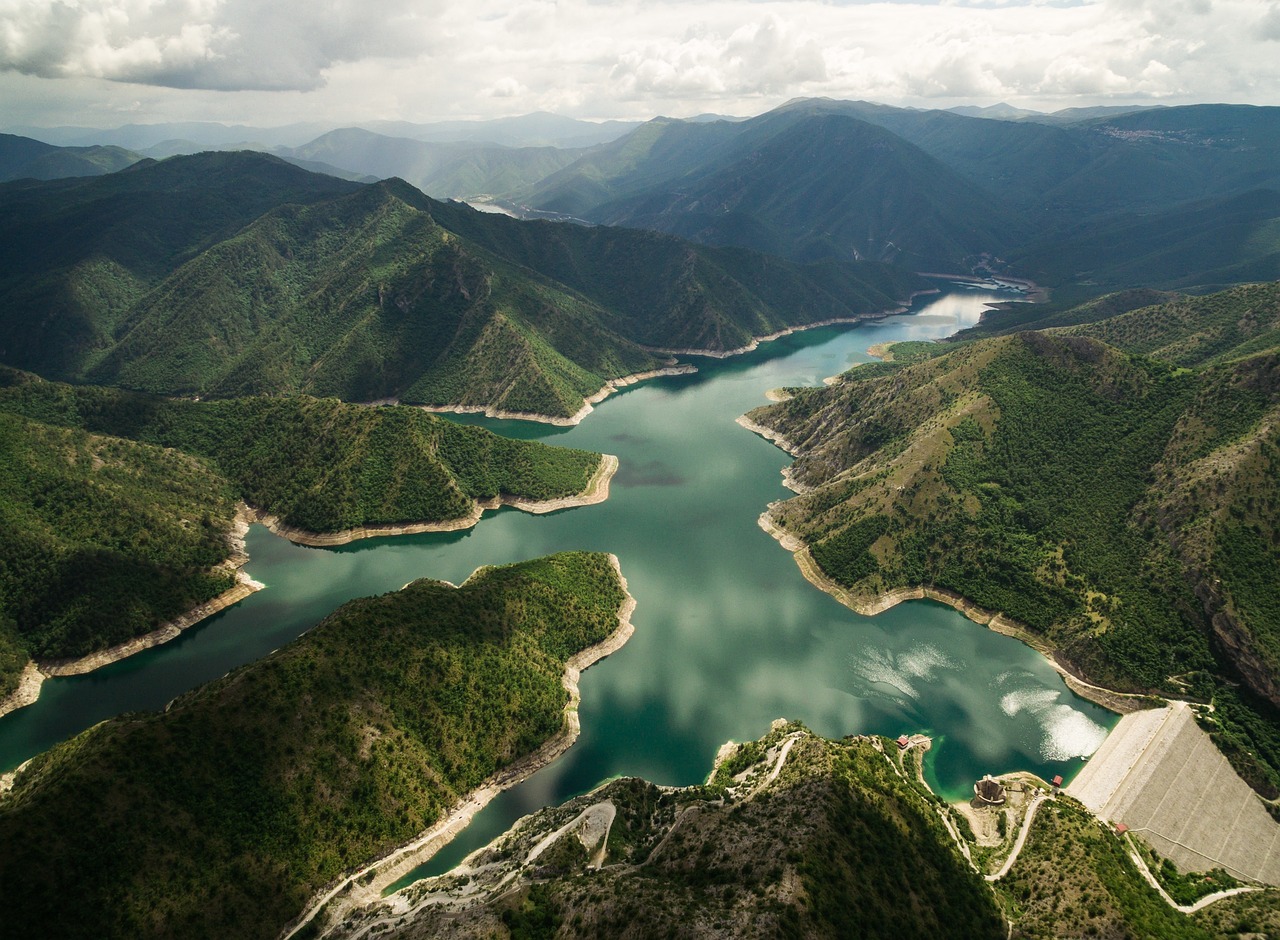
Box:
[1,0,1278,129]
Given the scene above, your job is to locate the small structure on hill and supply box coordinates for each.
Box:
[896,735,910,750]
[974,775,1007,806]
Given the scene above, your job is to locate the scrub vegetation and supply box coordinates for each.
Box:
[748,283,1280,793]
[342,726,1006,940]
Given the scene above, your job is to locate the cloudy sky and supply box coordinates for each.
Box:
[2,0,1278,129]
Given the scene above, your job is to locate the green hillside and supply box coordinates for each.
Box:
[428,197,926,351]
[0,152,925,420]
[1056,281,1280,366]
[0,552,628,940]
[0,152,361,378]
[0,368,606,694]
[333,724,1005,940]
[82,177,659,416]
[746,300,1280,792]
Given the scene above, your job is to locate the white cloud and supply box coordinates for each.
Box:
[0,0,436,90]
[0,0,1277,125]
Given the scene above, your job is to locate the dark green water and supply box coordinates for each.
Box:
[0,289,1116,885]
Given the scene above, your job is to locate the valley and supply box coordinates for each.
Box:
[1,94,1279,939]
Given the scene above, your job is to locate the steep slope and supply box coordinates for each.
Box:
[0,152,925,420]
[522,108,1022,270]
[0,410,240,699]
[428,197,926,351]
[83,177,660,416]
[1011,189,1280,291]
[0,553,631,940]
[745,318,1280,792]
[0,151,361,377]
[333,724,1261,940]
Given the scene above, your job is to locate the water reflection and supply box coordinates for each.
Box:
[1,290,1115,889]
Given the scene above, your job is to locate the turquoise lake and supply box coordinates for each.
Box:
[0,288,1116,883]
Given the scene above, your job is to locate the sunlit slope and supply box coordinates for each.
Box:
[86,176,659,416]
[1055,281,1280,366]
[334,725,1005,940]
[0,553,628,940]
[747,317,1280,791]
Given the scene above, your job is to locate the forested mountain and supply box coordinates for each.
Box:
[0,133,141,182]
[0,367,607,697]
[745,285,1280,794]
[0,151,923,420]
[0,553,630,940]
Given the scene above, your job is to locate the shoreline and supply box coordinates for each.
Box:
[416,366,697,427]
[0,453,619,718]
[0,508,264,720]
[251,453,619,547]
[917,272,1049,303]
[417,290,940,427]
[753,510,1151,715]
[281,554,638,940]
[641,290,941,360]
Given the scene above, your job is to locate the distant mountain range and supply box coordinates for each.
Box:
[0,133,141,183]
[10,101,1280,290]
[8,101,1280,290]
[507,99,1280,284]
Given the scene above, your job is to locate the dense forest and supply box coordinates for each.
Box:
[0,367,605,697]
[747,285,1280,794]
[0,552,628,939]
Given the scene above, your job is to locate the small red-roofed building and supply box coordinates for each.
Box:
[897,735,910,749]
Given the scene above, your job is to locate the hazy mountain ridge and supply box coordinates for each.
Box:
[0,133,142,183]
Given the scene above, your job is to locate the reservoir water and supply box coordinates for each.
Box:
[0,290,1116,881]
